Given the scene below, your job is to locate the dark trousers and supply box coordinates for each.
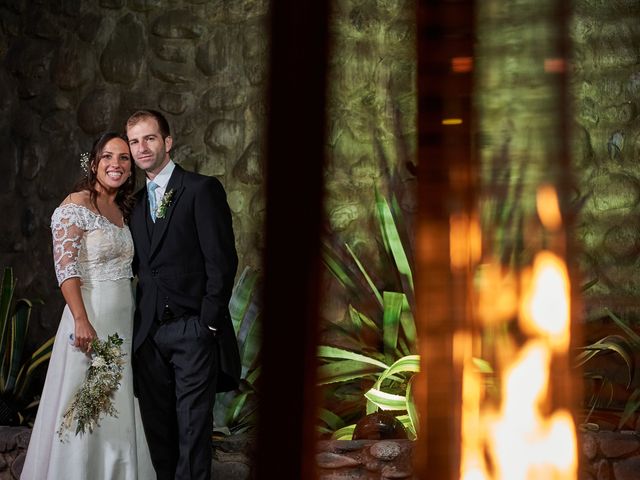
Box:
[134,314,219,480]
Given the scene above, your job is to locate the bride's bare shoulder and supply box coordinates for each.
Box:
[60,190,92,208]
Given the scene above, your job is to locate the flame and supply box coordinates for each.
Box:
[520,251,571,352]
[462,249,576,479]
[476,261,518,325]
[460,357,489,480]
[488,342,577,480]
[450,213,482,271]
[536,185,562,231]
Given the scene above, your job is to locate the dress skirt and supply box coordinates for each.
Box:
[21,279,154,480]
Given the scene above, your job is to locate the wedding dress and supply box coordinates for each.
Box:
[21,203,154,480]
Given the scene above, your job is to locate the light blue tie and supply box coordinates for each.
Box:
[148,182,159,222]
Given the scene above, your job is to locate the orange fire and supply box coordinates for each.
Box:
[488,340,577,479]
[520,251,571,352]
[461,250,577,479]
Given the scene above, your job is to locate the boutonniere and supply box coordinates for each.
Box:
[156,189,175,219]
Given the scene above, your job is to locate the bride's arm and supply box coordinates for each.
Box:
[51,202,97,353]
[60,279,97,353]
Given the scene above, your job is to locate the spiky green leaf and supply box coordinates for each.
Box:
[317,346,389,370]
[364,388,407,411]
[618,388,640,430]
[317,360,383,385]
[382,292,403,361]
[331,424,356,440]
[318,408,345,431]
[375,190,413,290]
[345,243,383,307]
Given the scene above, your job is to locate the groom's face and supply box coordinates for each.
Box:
[127,117,173,177]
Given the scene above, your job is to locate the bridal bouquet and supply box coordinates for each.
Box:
[57,333,126,441]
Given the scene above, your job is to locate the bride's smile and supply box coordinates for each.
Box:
[95,138,132,192]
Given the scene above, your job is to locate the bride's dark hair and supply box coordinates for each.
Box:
[73,132,137,222]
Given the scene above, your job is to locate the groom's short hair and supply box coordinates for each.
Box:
[126,109,171,139]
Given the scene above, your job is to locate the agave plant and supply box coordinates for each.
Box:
[213,266,261,435]
[0,267,54,425]
[318,188,420,439]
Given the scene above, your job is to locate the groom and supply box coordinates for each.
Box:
[127,109,240,480]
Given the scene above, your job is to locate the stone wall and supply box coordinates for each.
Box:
[571,0,640,320]
[0,0,269,358]
[0,426,631,480]
[0,0,417,407]
[581,430,640,480]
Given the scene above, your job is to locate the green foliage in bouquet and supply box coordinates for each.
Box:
[318,189,420,439]
[57,333,125,440]
[0,267,54,425]
[213,266,261,436]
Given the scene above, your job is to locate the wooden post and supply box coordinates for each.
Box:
[255,2,329,479]
[414,1,476,478]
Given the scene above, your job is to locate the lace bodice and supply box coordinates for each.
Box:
[51,203,133,286]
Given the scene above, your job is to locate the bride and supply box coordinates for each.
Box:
[21,132,154,479]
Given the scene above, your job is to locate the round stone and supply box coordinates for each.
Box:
[353,412,408,441]
[152,10,205,39]
[587,172,640,212]
[196,26,239,78]
[581,432,599,460]
[52,37,94,90]
[129,0,165,11]
[77,13,104,42]
[5,38,55,99]
[205,119,243,153]
[159,91,192,115]
[150,60,192,84]
[151,38,193,63]
[204,85,248,112]
[370,441,402,461]
[232,142,262,185]
[227,191,245,214]
[100,13,146,85]
[77,89,120,135]
[316,452,361,469]
[329,204,361,232]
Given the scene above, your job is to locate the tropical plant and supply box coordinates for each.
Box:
[213,266,261,436]
[0,267,54,425]
[576,307,640,430]
[318,188,420,439]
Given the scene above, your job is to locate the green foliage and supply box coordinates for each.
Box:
[213,266,261,435]
[319,189,420,439]
[0,267,54,425]
[577,308,640,430]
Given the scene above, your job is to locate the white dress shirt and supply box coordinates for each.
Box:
[147,160,176,208]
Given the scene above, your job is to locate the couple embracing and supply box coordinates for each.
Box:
[21,109,240,480]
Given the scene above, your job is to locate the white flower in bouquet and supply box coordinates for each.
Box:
[91,356,107,368]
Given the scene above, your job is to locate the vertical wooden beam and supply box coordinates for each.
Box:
[256,2,329,479]
[414,1,476,478]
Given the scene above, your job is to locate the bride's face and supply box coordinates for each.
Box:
[94,138,132,192]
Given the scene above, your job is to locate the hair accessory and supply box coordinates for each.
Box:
[80,152,90,174]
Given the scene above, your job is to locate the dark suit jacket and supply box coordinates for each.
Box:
[130,164,240,392]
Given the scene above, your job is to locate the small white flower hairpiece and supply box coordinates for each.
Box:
[80,152,90,175]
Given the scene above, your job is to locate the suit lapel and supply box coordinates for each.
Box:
[131,188,152,253]
[149,165,186,259]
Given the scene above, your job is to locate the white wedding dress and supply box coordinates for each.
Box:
[21,203,154,480]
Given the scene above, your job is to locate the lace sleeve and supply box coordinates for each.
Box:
[51,204,88,286]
